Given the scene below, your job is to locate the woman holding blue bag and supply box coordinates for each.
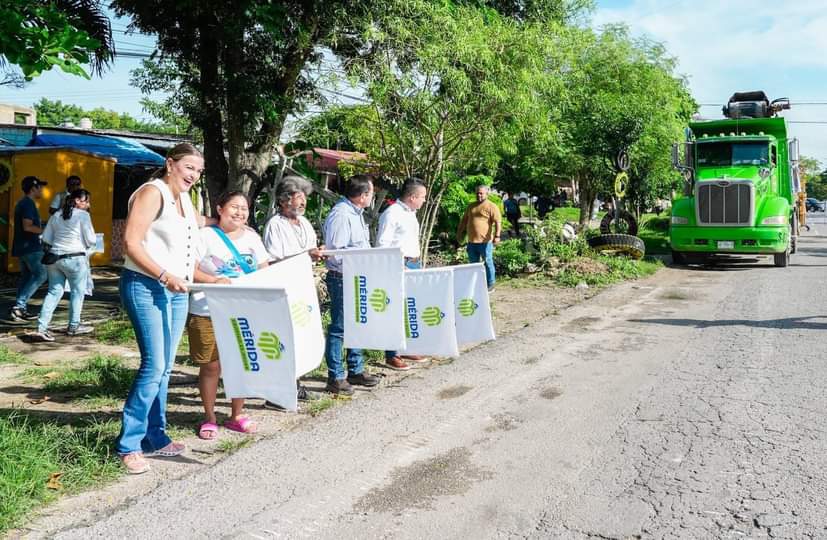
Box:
[188,191,271,440]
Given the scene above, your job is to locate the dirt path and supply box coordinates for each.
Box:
[4,273,601,539]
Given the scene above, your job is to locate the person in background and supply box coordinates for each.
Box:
[116,142,209,475]
[32,189,97,341]
[503,191,521,237]
[322,175,381,395]
[189,191,269,440]
[456,184,501,291]
[535,193,552,220]
[261,176,324,410]
[49,175,82,215]
[375,177,429,371]
[10,176,48,322]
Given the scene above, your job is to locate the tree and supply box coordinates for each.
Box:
[295,105,376,152]
[0,0,114,82]
[801,157,826,200]
[549,25,695,226]
[341,2,576,261]
[33,97,185,134]
[113,0,404,212]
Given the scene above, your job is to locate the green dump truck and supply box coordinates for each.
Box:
[669,91,802,267]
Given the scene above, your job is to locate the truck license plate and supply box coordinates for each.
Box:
[717,241,734,249]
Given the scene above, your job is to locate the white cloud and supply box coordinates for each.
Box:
[593,0,827,165]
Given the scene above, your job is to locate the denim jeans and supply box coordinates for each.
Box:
[116,269,188,455]
[386,259,421,360]
[37,256,89,332]
[325,272,364,381]
[467,242,495,288]
[15,251,47,310]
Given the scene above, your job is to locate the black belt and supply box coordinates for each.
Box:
[56,252,86,260]
[405,257,420,262]
[327,269,342,276]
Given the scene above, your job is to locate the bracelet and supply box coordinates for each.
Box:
[158,269,167,284]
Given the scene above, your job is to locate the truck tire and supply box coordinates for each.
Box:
[588,233,645,260]
[671,250,687,265]
[773,250,789,267]
[600,210,638,236]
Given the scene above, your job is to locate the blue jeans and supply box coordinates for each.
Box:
[116,269,188,455]
[15,251,47,310]
[467,242,495,288]
[37,256,89,332]
[325,272,364,381]
[386,259,421,360]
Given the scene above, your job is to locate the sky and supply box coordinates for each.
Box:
[1,1,826,164]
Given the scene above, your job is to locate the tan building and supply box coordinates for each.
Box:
[0,103,36,126]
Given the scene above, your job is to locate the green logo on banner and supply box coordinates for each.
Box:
[370,288,390,312]
[458,298,478,317]
[257,331,284,360]
[290,302,311,327]
[422,306,445,326]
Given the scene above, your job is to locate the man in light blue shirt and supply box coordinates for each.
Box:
[322,175,380,395]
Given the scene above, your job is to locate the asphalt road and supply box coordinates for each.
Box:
[52,221,827,540]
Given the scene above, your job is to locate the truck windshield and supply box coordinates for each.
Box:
[697,141,769,166]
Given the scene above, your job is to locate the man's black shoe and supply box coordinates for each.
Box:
[346,372,379,387]
[263,400,287,411]
[325,378,355,396]
[297,384,321,402]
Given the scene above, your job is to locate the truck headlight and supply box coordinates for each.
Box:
[761,215,787,225]
[671,216,689,225]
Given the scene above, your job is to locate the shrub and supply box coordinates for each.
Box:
[493,238,531,275]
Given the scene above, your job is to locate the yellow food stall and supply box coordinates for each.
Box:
[0,147,115,272]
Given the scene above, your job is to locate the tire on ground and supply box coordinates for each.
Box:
[600,210,639,236]
[587,233,646,260]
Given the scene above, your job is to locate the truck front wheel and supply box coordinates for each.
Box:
[671,250,687,266]
[773,250,789,267]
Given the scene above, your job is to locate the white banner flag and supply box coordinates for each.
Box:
[332,247,405,350]
[452,263,496,345]
[236,253,324,377]
[200,285,298,411]
[401,268,459,357]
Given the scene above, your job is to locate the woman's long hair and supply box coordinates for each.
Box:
[151,142,203,180]
[62,189,91,220]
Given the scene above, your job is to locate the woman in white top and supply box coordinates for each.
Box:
[189,191,270,440]
[33,189,96,341]
[116,143,222,475]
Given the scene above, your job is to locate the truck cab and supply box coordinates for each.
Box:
[669,91,801,267]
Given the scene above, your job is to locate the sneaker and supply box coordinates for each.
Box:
[487,285,496,292]
[146,441,185,457]
[121,452,150,475]
[10,306,37,322]
[67,325,94,336]
[347,372,380,387]
[31,330,55,342]
[297,384,321,402]
[325,378,355,396]
[385,356,411,371]
[263,400,287,411]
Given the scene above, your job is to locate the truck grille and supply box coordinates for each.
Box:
[696,181,753,226]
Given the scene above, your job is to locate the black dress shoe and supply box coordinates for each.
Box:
[346,372,379,387]
[325,378,355,396]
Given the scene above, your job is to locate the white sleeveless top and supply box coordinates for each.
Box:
[124,178,199,281]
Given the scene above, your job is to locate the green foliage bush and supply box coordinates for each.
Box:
[492,239,531,274]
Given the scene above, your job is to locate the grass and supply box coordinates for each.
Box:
[217,436,253,454]
[94,314,135,346]
[307,395,340,417]
[639,215,671,255]
[0,412,122,534]
[22,355,135,401]
[0,344,29,365]
[555,255,663,288]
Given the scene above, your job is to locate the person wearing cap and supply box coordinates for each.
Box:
[49,175,82,215]
[10,176,48,322]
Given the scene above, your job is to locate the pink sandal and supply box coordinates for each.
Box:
[224,416,257,434]
[198,422,219,440]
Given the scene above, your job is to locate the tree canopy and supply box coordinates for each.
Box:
[32,98,183,135]
[0,0,114,83]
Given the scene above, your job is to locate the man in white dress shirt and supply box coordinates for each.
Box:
[375,178,428,371]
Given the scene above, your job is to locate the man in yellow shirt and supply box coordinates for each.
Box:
[456,185,501,291]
